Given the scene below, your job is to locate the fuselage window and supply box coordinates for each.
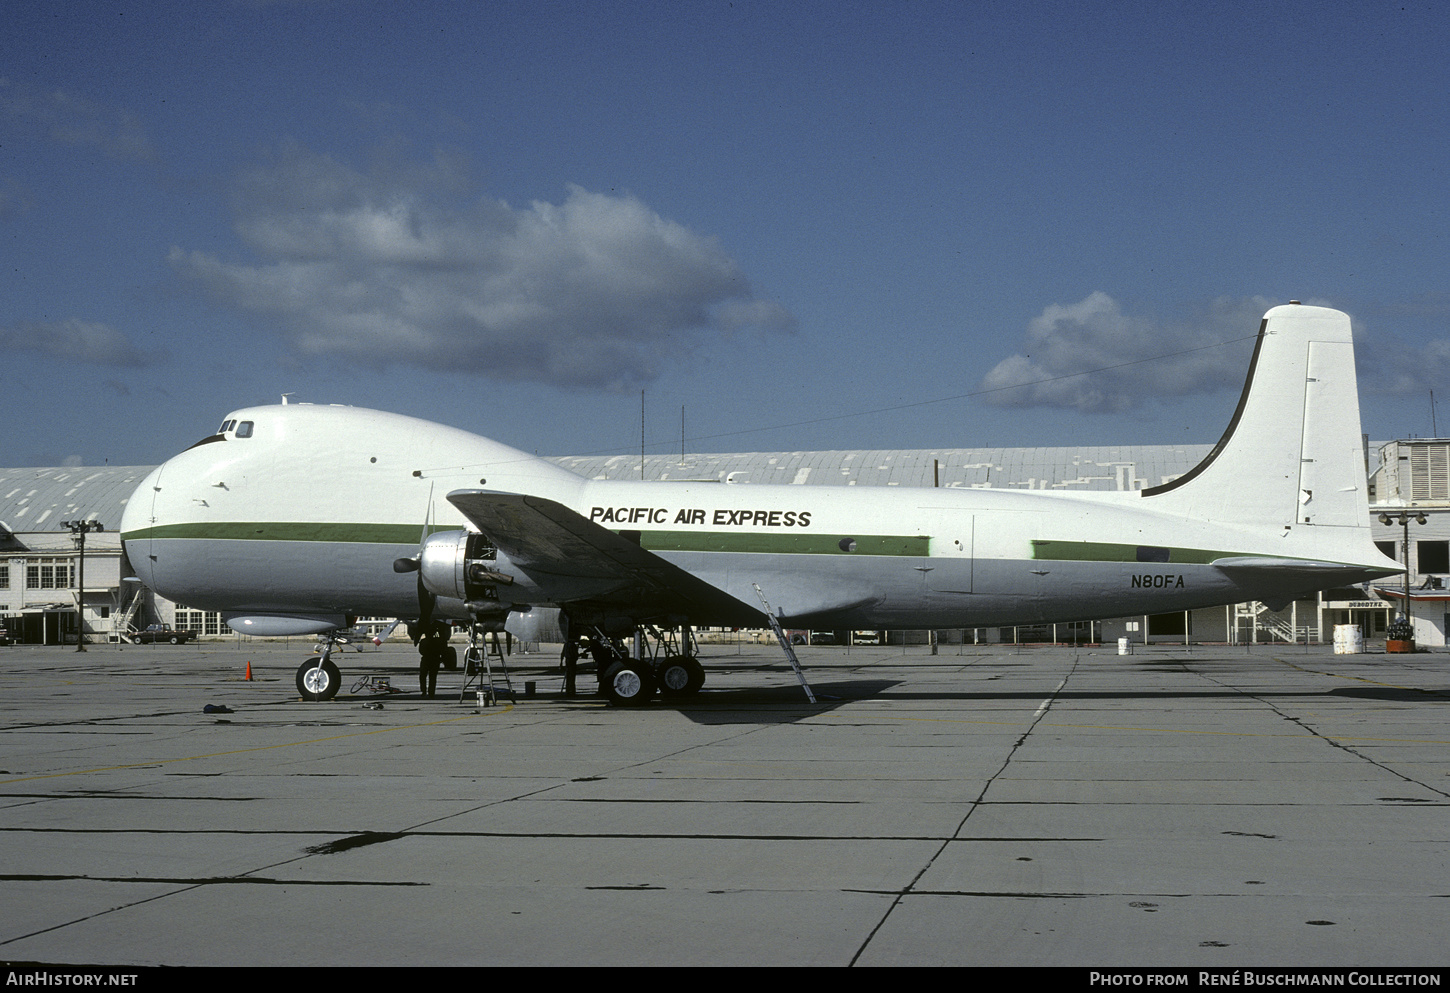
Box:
[236,421,254,438]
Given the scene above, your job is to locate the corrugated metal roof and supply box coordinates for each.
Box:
[0,466,151,537]
[550,445,1213,491]
[0,442,1289,539]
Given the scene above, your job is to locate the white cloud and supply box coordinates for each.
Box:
[172,146,794,388]
[979,292,1271,412]
[0,319,149,366]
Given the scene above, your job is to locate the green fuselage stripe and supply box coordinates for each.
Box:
[121,522,931,556]
[635,531,928,556]
[123,523,441,543]
[1031,540,1235,564]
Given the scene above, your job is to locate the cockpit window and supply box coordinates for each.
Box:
[235,421,254,438]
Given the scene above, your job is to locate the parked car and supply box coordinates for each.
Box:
[128,625,195,645]
[0,624,10,646]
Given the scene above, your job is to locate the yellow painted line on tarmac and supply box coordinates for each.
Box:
[0,705,515,784]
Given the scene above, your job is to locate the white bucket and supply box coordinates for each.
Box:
[1333,624,1364,654]
[1117,637,1131,656]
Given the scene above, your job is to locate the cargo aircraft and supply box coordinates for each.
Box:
[120,304,1399,704]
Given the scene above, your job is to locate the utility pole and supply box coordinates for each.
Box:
[1378,510,1426,641]
[60,520,104,652]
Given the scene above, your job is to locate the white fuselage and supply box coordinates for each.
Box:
[121,401,1393,630]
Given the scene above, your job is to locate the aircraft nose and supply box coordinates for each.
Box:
[120,463,165,590]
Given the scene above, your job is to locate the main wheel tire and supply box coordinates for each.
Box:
[602,659,656,707]
[656,654,706,696]
[589,643,625,689]
[296,658,341,701]
[442,645,458,671]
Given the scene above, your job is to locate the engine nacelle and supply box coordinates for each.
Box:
[417,529,533,611]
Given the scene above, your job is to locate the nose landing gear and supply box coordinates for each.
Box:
[297,635,343,701]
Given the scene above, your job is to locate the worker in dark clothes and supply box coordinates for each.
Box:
[562,639,579,696]
[418,625,447,698]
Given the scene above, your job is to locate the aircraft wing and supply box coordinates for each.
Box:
[446,490,764,627]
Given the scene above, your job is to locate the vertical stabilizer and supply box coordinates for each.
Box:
[1142,304,1367,530]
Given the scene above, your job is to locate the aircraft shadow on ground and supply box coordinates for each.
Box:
[655,683,1450,724]
[1326,685,1450,702]
[656,680,901,724]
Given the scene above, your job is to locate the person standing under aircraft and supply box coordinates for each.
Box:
[417,625,447,698]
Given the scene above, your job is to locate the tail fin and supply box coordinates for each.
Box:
[1142,303,1368,530]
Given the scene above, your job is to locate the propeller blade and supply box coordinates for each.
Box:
[412,484,436,623]
[417,573,434,627]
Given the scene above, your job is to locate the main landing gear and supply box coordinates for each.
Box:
[577,624,705,707]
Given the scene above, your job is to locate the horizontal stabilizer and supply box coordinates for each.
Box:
[447,490,763,626]
[1212,555,1399,582]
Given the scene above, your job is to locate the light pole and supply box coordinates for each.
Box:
[59,520,104,652]
[1378,511,1426,641]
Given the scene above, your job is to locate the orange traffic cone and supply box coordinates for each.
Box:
[245,661,253,681]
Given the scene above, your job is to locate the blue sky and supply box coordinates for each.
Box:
[3,0,1448,467]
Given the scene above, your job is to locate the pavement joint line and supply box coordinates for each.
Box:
[1272,655,1450,696]
[1204,661,1450,801]
[815,712,1450,744]
[0,705,515,784]
[848,652,1082,965]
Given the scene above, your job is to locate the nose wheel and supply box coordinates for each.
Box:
[297,657,341,701]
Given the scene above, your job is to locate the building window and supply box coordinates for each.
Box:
[1375,540,1396,561]
[1417,540,1449,575]
[25,560,72,589]
[0,565,7,589]
[176,609,226,635]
